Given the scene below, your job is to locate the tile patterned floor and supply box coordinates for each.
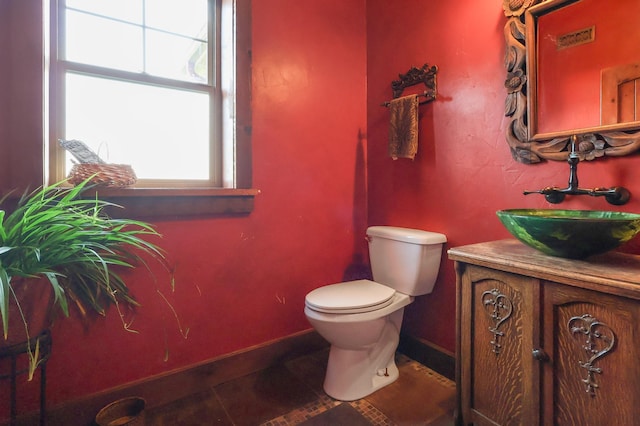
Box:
[146,349,456,425]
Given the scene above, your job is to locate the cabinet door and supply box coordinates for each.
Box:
[459,265,541,426]
[543,283,640,425]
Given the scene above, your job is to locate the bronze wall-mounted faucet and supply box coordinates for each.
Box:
[524,135,631,205]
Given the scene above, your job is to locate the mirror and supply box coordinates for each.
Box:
[502,0,640,163]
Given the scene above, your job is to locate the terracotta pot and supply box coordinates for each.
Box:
[1,277,54,347]
[95,397,146,426]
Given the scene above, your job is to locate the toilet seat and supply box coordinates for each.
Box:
[305,279,396,314]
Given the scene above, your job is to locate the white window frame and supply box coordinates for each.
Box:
[47,0,254,203]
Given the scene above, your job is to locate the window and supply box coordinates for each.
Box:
[49,0,253,200]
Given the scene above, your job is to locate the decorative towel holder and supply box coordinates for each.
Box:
[381,64,438,107]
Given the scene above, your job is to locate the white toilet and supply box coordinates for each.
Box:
[304,226,446,401]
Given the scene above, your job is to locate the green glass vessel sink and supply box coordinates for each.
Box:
[496,209,640,259]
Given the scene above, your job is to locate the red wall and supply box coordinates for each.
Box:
[4,0,640,419]
[366,0,640,353]
[1,0,367,419]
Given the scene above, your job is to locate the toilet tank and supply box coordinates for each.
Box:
[366,226,447,296]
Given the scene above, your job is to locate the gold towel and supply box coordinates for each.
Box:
[388,94,419,160]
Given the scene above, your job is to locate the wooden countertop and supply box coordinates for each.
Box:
[448,239,640,300]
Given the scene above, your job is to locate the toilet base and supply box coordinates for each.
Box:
[323,345,400,401]
[306,297,410,401]
[322,308,403,401]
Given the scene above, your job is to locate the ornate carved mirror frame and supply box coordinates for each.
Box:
[502,0,640,164]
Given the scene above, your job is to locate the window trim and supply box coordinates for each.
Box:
[46,0,255,215]
[93,187,260,218]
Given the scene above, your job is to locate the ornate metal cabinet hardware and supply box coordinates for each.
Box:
[481,288,513,355]
[568,314,616,397]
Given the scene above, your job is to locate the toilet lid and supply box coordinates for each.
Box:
[305,279,396,314]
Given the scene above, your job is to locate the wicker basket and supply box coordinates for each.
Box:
[68,163,137,187]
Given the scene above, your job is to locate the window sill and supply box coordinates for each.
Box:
[90,187,260,217]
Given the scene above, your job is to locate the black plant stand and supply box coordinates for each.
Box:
[0,330,51,426]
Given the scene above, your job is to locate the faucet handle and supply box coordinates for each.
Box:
[523,187,566,204]
[605,187,631,206]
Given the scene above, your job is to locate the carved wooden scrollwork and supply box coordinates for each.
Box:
[501,1,640,163]
[481,288,514,355]
[502,0,537,17]
[568,314,616,397]
[503,14,535,163]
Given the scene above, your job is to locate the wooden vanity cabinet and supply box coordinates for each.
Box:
[449,240,640,426]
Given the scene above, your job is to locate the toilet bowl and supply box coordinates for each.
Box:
[304,226,446,401]
[304,280,413,401]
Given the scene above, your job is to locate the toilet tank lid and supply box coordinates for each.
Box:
[367,226,447,244]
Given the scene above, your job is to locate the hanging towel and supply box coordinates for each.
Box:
[388,94,419,160]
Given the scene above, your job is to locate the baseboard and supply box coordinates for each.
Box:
[398,333,455,381]
[10,329,328,426]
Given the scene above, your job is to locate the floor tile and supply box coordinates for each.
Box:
[298,403,371,426]
[214,363,319,426]
[146,388,232,425]
[364,357,455,425]
[145,350,456,426]
[348,399,393,425]
[260,395,340,426]
[284,349,329,395]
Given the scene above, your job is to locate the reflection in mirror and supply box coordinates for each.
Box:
[535,0,640,135]
[502,0,640,163]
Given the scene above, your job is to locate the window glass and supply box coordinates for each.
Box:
[146,29,208,83]
[58,0,215,185]
[65,73,210,180]
[64,1,208,83]
[145,0,208,38]
[65,0,143,24]
[65,10,143,72]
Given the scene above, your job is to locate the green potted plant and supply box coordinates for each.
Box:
[0,178,176,377]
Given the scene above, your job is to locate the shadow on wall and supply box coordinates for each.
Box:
[343,130,373,282]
